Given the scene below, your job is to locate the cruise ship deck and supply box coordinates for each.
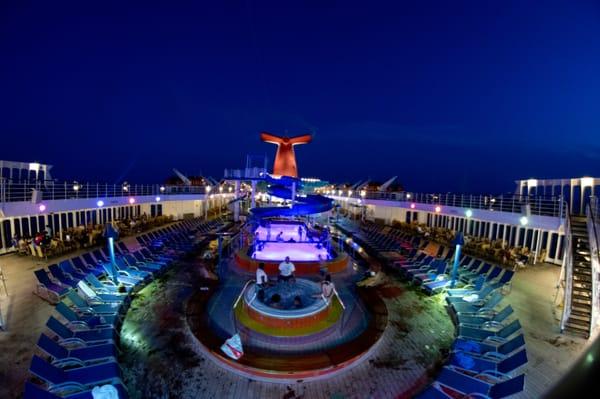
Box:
[2,3,600,398]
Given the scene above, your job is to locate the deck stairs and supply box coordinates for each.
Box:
[563,216,593,338]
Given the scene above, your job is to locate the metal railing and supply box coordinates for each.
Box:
[0,179,208,202]
[587,196,600,334]
[559,209,573,333]
[330,191,565,218]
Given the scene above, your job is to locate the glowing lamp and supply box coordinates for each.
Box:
[406,193,411,199]
[348,190,353,196]
[581,177,594,187]
[73,182,80,191]
[97,200,104,207]
[228,187,233,192]
[465,209,473,218]
[128,197,135,204]
[219,186,223,193]
[206,186,212,193]
[160,186,166,192]
[38,204,46,212]
[519,216,528,226]
[360,190,366,198]
[122,182,129,192]
[435,206,442,213]
[155,196,161,202]
[338,190,342,196]
[410,203,416,209]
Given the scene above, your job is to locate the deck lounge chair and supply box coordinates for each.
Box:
[66,291,124,316]
[450,348,528,374]
[24,380,129,399]
[37,333,118,367]
[55,301,118,329]
[428,366,525,398]
[46,316,116,345]
[458,319,522,342]
[58,260,87,281]
[34,269,69,303]
[48,264,78,288]
[450,291,504,314]
[457,304,514,326]
[29,355,124,393]
[453,334,526,356]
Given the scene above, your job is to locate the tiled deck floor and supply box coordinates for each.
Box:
[0,248,589,398]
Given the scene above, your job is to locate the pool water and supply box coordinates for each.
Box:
[252,242,330,262]
[259,280,319,310]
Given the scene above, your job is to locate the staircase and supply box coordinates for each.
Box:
[564,216,593,338]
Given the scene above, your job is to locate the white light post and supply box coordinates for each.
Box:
[205,185,211,219]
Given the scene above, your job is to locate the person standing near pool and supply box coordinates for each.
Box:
[298,225,303,241]
[278,256,296,283]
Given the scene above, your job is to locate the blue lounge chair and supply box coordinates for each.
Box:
[458,304,514,326]
[446,285,497,306]
[450,348,528,374]
[487,269,515,291]
[55,301,118,329]
[76,281,129,305]
[430,366,525,398]
[37,333,118,366]
[458,319,522,342]
[454,334,526,356]
[66,291,124,316]
[48,264,79,288]
[34,269,69,303]
[459,263,492,284]
[445,275,486,297]
[29,355,124,393]
[46,316,116,345]
[413,260,448,285]
[24,380,129,399]
[84,274,132,293]
[71,256,104,277]
[451,291,504,314]
[92,250,110,264]
[58,260,87,281]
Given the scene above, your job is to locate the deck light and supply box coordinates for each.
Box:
[73,182,80,192]
[360,190,366,198]
[348,190,353,197]
[206,186,212,194]
[519,216,528,226]
[160,186,166,192]
[97,200,104,207]
[338,190,342,196]
[465,209,473,218]
[122,182,129,192]
[406,193,411,199]
[129,197,135,204]
[155,196,161,202]
[410,203,416,209]
[228,187,233,192]
[219,186,223,193]
[435,206,442,213]
[38,204,46,212]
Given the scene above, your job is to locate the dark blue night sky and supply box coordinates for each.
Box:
[1,1,599,193]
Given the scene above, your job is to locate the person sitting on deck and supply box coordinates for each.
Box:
[276,231,284,242]
[315,274,335,301]
[256,263,268,288]
[278,256,295,283]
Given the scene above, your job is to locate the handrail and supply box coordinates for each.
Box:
[332,287,346,310]
[559,209,573,332]
[328,191,565,217]
[0,180,211,203]
[586,196,600,333]
[233,279,255,310]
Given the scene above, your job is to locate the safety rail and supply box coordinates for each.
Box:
[0,179,209,202]
[329,191,565,218]
[233,279,256,310]
[559,210,573,333]
[587,196,600,334]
